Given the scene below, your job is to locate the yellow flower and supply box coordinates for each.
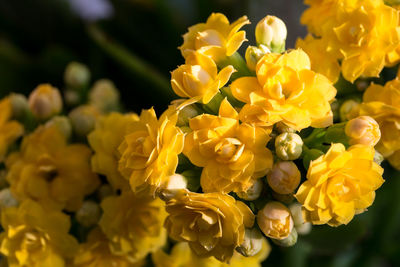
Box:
[0,200,79,267]
[118,107,184,194]
[0,97,23,162]
[301,0,400,82]
[296,34,340,83]
[88,112,139,191]
[296,143,384,226]
[6,125,100,211]
[73,228,145,267]
[179,13,250,62]
[152,239,270,267]
[360,79,400,160]
[164,189,255,263]
[231,49,336,131]
[257,201,294,240]
[184,99,273,193]
[99,190,167,262]
[171,51,235,104]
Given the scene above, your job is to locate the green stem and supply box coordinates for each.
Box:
[87,24,174,100]
[218,52,254,79]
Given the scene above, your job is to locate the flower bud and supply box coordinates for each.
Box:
[289,203,312,235]
[245,45,270,70]
[68,105,100,137]
[339,99,360,122]
[9,93,29,119]
[267,161,300,195]
[275,132,303,160]
[45,116,72,140]
[257,201,294,240]
[0,188,18,210]
[374,150,384,165]
[89,79,120,112]
[64,89,80,107]
[64,61,90,88]
[28,84,63,120]
[75,200,101,227]
[255,15,287,52]
[236,228,263,257]
[177,104,200,127]
[271,228,298,247]
[236,179,263,201]
[345,116,381,146]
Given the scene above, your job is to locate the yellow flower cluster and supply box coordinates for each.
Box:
[298,0,400,82]
[296,143,384,226]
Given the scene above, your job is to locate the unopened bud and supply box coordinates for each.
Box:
[236,228,263,257]
[75,200,101,227]
[245,45,270,70]
[271,228,298,247]
[64,90,81,107]
[374,150,384,165]
[255,15,287,52]
[345,116,380,146]
[177,105,200,126]
[28,84,63,120]
[64,62,90,88]
[89,79,120,112]
[267,161,300,195]
[69,105,100,137]
[339,99,360,122]
[9,93,29,119]
[237,179,263,201]
[45,116,72,140]
[257,201,294,240]
[0,188,18,210]
[275,132,303,160]
[289,203,312,235]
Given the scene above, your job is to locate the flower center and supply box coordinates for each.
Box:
[195,29,224,49]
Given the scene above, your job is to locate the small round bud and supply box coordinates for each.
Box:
[75,200,101,227]
[275,132,303,160]
[64,62,91,88]
[236,228,263,257]
[345,116,381,146]
[0,188,18,210]
[97,184,114,200]
[255,15,287,52]
[45,116,72,140]
[236,179,263,201]
[9,93,29,119]
[289,203,312,235]
[177,105,200,126]
[68,105,100,137]
[339,99,360,122]
[64,90,81,107]
[89,79,120,112]
[267,161,300,195]
[245,45,270,70]
[28,84,63,120]
[257,201,294,240]
[355,80,369,91]
[374,150,384,165]
[271,228,298,247]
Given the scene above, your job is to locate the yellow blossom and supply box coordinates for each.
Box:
[73,228,145,267]
[0,200,78,267]
[0,97,23,162]
[231,49,336,131]
[88,112,139,191]
[301,0,400,82]
[184,98,273,193]
[164,189,255,263]
[360,79,400,161]
[6,125,100,211]
[152,239,270,267]
[171,51,235,104]
[296,34,340,83]
[99,190,167,261]
[118,107,184,194]
[179,13,250,62]
[296,143,384,226]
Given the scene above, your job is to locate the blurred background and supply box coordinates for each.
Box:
[1,1,399,266]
